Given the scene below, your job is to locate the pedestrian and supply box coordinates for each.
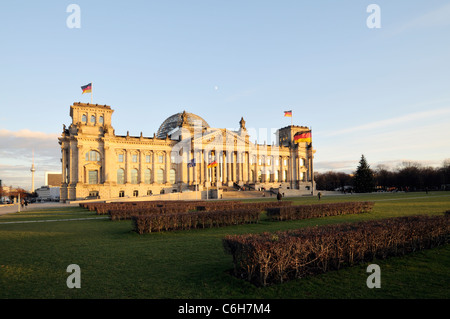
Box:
[318,192,322,200]
[277,192,282,202]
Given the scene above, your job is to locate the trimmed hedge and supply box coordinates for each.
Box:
[132,209,261,233]
[91,200,294,221]
[266,201,374,221]
[223,214,450,286]
[81,200,241,215]
[109,206,196,221]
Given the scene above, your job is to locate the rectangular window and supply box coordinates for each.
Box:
[132,154,138,163]
[118,154,124,163]
[146,155,151,163]
[89,191,99,198]
[88,170,98,184]
[158,155,164,163]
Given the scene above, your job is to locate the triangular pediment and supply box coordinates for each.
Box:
[191,128,253,148]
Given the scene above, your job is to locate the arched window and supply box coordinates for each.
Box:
[169,169,176,184]
[82,114,87,123]
[145,169,151,184]
[131,169,139,184]
[99,116,104,124]
[90,115,96,124]
[117,169,125,184]
[85,150,101,162]
[157,169,164,184]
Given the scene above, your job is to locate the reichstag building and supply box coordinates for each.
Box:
[58,102,315,201]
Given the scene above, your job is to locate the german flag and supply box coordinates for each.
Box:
[294,132,312,143]
[284,110,292,117]
[207,161,218,168]
[81,83,92,94]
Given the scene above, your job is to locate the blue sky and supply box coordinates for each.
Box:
[1,1,449,191]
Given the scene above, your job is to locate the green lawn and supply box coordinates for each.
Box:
[0,192,449,299]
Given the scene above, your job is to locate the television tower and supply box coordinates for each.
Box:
[30,150,36,193]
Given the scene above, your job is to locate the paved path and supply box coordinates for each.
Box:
[0,202,80,216]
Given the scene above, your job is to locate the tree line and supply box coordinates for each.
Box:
[315,155,450,193]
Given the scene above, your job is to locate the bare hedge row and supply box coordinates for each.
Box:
[82,200,293,216]
[132,209,261,233]
[102,201,293,220]
[81,200,219,215]
[266,201,374,221]
[223,214,450,286]
[109,206,193,220]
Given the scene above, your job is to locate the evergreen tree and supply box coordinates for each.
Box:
[353,155,375,193]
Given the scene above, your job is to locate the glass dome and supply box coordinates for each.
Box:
[156,111,210,138]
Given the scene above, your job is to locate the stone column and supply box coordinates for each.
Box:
[227,151,231,185]
[139,150,144,184]
[61,146,67,184]
[151,152,155,184]
[77,145,84,184]
[271,155,276,182]
[255,153,260,183]
[125,150,131,184]
[165,151,169,184]
[103,145,110,184]
[216,153,220,185]
[222,151,227,183]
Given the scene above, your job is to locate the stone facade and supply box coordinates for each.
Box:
[58,102,315,202]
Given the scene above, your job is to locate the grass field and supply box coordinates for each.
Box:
[0,191,449,299]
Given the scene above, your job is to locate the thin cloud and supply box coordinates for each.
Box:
[392,3,450,35]
[0,129,59,140]
[321,107,450,137]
